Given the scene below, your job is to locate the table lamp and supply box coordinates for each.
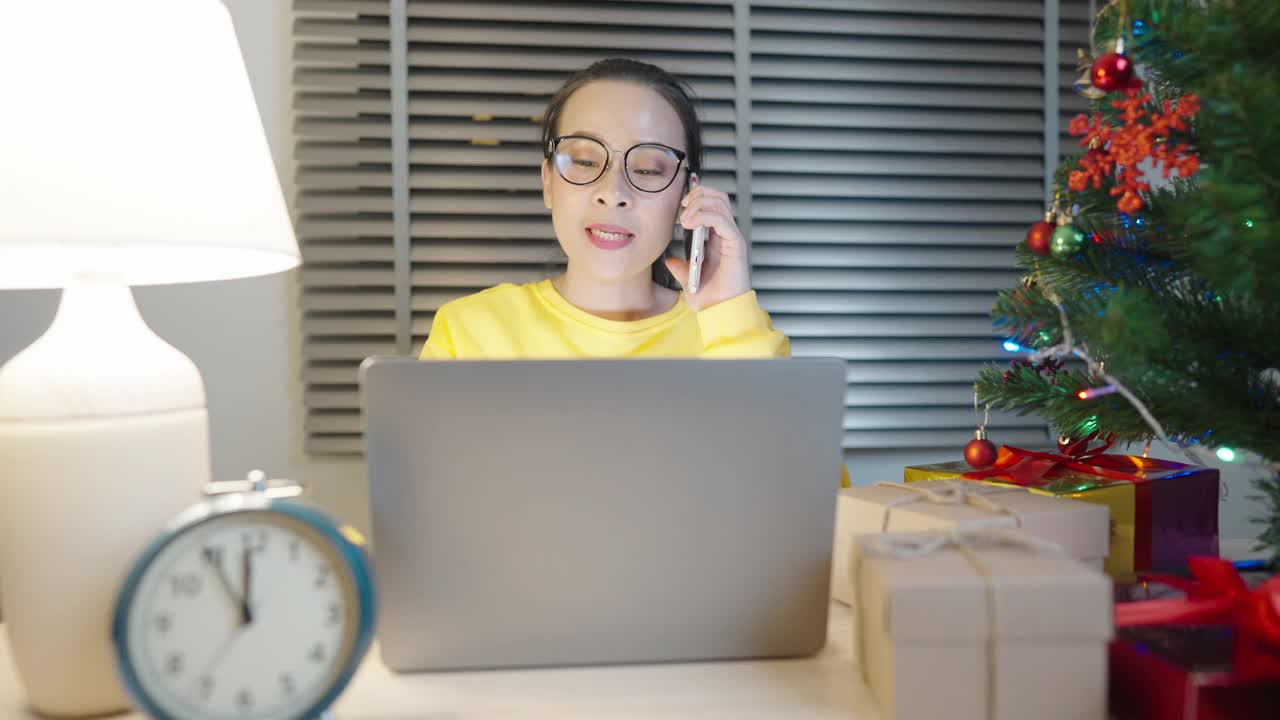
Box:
[0,1,299,715]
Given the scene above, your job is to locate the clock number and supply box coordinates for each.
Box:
[169,573,202,597]
[236,688,254,712]
[279,672,297,696]
[197,675,215,702]
[165,652,184,676]
[154,613,173,634]
[289,540,300,563]
[309,643,327,663]
[327,602,341,626]
[241,528,268,553]
[315,564,330,589]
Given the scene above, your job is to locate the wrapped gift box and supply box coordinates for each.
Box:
[830,480,1109,605]
[904,449,1218,578]
[1110,625,1280,720]
[1109,560,1280,719]
[850,528,1113,720]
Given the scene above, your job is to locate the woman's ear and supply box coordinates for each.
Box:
[541,159,552,210]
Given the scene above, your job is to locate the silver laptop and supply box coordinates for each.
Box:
[359,357,845,672]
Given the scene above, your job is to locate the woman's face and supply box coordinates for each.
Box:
[541,80,687,282]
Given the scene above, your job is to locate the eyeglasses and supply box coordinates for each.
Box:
[546,135,688,193]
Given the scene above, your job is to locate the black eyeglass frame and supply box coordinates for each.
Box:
[546,134,691,194]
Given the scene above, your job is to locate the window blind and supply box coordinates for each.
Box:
[295,0,1078,455]
[748,0,1055,449]
[295,0,395,454]
[400,0,742,356]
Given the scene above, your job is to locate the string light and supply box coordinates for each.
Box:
[1078,385,1119,400]
[1245,219,1254,228]
[1003,339,1030,353]
[1019,287,1280,472]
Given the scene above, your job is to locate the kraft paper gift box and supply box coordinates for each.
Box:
[903,448,1219,578]
[850,528,1114,720]
[830,480,1109,605]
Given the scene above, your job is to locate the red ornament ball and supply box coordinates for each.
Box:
[1025,220,1055,256]
[964,438,998,469]
[1091,51,1135,93]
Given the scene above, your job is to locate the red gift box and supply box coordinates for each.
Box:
[1109,558,1280,720]
[962,433,1219,574]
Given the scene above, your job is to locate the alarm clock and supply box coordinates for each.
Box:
[112,471,375,720]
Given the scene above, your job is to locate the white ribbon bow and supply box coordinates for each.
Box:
[863,523,1066,561]
[872,480,1026,533]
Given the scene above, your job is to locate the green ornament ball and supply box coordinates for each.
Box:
[1051,224,1086,257]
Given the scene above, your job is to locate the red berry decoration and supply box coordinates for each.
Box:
[1090,50,1134,93]
[1025,220,1055,256]
[964,435,998,469]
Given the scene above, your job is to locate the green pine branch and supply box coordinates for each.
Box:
[1251,473,1280,566]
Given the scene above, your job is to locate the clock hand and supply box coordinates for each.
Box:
[187,623,244,703]
[202,547,243,625]
[240,547,254,625]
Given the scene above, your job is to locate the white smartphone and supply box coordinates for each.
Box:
[686,172,706,294]
[687,226,707,294]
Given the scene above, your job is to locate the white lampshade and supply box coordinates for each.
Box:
[0,0,299,289]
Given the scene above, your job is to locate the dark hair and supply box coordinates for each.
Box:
[540,57,704,290]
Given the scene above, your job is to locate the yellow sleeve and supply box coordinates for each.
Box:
[418,306,457,359]
[695,290,790,358]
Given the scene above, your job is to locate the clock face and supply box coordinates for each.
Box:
[121,510,358,720]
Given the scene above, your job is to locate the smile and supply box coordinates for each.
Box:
[585,225,635,250]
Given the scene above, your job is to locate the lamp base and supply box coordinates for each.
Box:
[0,278,210,716]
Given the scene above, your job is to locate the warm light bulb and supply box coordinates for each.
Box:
[1078,385,1118,400]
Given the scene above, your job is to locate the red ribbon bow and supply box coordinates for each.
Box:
[962,433,1171,488]
[1116,556,1280,682]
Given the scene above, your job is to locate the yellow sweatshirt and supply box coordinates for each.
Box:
[417,279,851,486]
[418,279,789,359]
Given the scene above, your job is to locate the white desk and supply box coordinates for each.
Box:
[0,602,878,719]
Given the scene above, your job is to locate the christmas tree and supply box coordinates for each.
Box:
[974,0,1280,561]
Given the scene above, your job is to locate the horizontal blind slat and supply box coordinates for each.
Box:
[751,105,1041,133]
[752,268,1018,292]
[791,337,1009,360]
[752,198,1041,223]
[774,315,998,338]
[758,291,1003,316]
[751,245,1018,269]
[405,25,735,52]
[751,220,1020,246]
[844,407,1044,430]
[752,127,1043,155]
[407,1,733,28]
[843,427,1049,450]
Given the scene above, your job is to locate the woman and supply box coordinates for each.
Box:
[419,57,789,359]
